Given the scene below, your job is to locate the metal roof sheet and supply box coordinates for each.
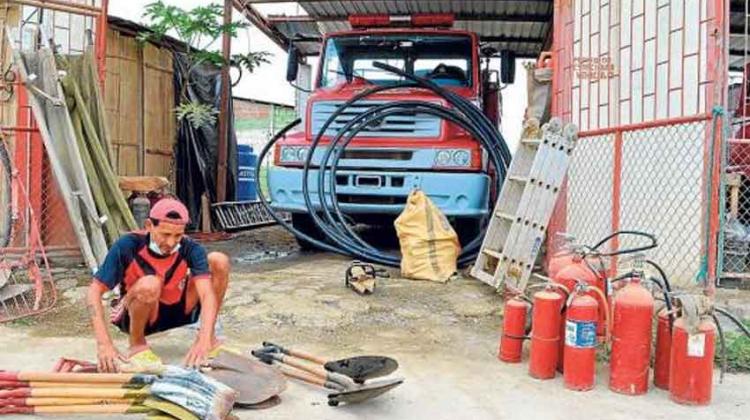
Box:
[242,0,553,57]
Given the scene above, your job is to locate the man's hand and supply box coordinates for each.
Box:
[183,337,212,368]
[97,342,126,373]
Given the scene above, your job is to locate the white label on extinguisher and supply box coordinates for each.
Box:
[565,320,597,348]
[687,333,706,357]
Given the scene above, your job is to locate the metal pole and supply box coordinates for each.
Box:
[216,0,231,202]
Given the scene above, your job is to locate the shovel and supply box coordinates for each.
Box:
[251,350,403,407]
[261,341,398,383]
[202,350,286,408]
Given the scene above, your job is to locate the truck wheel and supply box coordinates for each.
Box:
[453,217,484,247]
[291,213,326,251]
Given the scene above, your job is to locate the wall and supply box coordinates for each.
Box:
[104,27,175,179]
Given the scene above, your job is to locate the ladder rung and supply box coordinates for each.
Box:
[521,138,541,146]
[482,248,503,260]
[495,211,516,220]
[508,175,528,183]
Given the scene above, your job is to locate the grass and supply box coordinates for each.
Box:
[719,321,750,373]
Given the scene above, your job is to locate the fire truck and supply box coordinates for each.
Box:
[267,14,513,247]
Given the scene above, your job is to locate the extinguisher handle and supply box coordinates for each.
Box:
[587,285,611,345]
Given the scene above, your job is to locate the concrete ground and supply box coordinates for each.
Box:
[1,226,749,419]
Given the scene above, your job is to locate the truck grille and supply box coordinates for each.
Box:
[311,101,441,138]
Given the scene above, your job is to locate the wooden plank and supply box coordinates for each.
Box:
[117,145,139,176]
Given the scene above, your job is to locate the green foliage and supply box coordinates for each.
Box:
[718,321,750,373]
[232,51,272,73]
[175,101,219,128]
[140,1,246,50]
[139,1,269,125]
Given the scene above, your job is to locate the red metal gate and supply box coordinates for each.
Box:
[548,0,727,290]
[1,0,108,260]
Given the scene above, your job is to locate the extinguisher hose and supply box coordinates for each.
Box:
[589,230,658,257]
[714,307,750,339]
[712,312,727,384]
[588,285,611,345]
[644,259,672,293]
[646,276,675,328]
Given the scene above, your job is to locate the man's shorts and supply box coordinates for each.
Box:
[111,286,201,336]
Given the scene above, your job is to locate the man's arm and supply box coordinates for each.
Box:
[183,279,217,368]
[87,280,124,372]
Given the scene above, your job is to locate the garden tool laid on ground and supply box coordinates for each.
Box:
[345,261,389,295]
[202,350,287,409]
[0,367,235,419]
[252,345,403,406]
[261,342,399,383]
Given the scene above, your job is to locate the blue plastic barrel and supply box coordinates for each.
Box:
[237,144,257,201]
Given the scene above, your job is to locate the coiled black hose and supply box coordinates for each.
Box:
[258,64,512,266]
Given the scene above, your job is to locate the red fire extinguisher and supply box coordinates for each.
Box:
[669,316,716,405]
[498,297,530,363]
[552,253,607,373]
[547,233,578,278]
[653,308,672,390]
[609,273,654,395]
[528,288,564,379]
[563,284,610,391]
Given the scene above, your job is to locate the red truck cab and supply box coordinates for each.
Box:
[269,17,500,246]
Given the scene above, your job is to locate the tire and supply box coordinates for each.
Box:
[453,217,484,248]
[0,140,12,248]
[291,213,327,251]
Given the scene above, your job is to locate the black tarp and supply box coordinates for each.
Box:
[173,53,238,231]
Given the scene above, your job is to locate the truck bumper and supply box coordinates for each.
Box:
[268,167,490,217]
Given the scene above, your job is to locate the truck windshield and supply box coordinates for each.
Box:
[320,34,473,88]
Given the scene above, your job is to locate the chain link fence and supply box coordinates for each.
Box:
[559,120,709,287]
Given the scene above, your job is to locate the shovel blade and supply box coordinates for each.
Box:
[205,351,286,406]
[324,356,398,383]
[327,377,404,406]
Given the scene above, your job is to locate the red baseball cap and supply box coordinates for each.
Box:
[149,198,190,225]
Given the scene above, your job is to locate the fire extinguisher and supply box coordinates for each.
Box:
[653,308,672,390]
[547,232,578,278]
[669,314,716,405]
[553,252,606,372]
[552,231,658,372]
[609,270,654,395]
[563,283,610,391]
[498,296,531,363]
[528,286,565,379]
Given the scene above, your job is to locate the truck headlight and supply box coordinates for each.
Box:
[435,150,452,166]
[452,150,471,166]
[434,149,472,167]
[279,146,310,163]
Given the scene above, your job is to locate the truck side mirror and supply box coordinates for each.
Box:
[500,50,516,84]
[286,43,300,82]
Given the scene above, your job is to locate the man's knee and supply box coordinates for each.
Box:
[207,252,230,276]
[129,275,162,304]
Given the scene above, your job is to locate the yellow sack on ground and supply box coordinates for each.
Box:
[395,190,461,282]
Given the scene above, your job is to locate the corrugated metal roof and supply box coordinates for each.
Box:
[243,0,553,57]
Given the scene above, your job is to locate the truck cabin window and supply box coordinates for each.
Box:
[320,34,473,88]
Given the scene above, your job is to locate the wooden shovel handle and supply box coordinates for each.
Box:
[276,355,329,379]
[262,342,328,365]
[285,348,327,365]
[1,387,146,399]
[2,371,144,384]
[0,397,134,406]
[275,364,327,388]
[0,380,129,389]
[34,404,149,414]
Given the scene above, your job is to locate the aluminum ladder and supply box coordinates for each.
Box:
[471,117,577,292]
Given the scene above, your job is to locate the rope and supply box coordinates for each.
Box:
[700,105,730,285]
